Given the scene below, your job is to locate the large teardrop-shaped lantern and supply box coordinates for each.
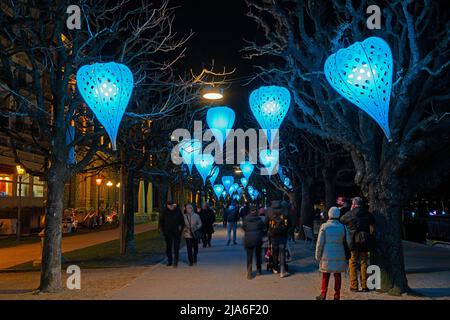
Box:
[213,184,224,199]
[324,37,393,140]
[179,139,202,174]
[221,176,234,195]
[240,161,254,181]
[77,62,134,150]
[249,85,290,145]
[206,106,235,149]
[194,153,215,185]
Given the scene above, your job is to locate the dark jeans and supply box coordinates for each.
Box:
[202,233,212,247]
[185,237,199,264]
[164,234,181,264]
[246,246,262,273]
[272,242,286,274]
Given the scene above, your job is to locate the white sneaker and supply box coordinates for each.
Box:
[272,269,279,274]
[280,272,290,278]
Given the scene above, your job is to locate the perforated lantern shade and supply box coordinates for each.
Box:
[77,62,134,150]
[194,153,215,185]
[206,106,235,149]
[221,176,234,194]
[249,86,290,145]
[179,139,202,174]
[324,37,393,140]
[213,184,225,199]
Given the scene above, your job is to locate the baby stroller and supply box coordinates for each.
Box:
[265,236,289,272]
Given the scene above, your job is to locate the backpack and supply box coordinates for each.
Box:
[269,214,288,236]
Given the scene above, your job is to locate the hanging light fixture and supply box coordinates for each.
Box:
[208,166,220,186]
[259,149,279,175]
[194,153,215,185]
[179,139,202,175]
[324,36,393,141]
[76,62,134,150]
[240,177,248,188]
[202,86,224,100]
[239,161,254,181]
[213,184,225,199]
[221,176,234,195]
[206,106,235,149]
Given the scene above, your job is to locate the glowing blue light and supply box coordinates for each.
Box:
[231,183,239,195]
[237,187,243,196]
[259,149,279,174]
[208,166,220,185]
[206,106,235,149]
[179,139,202,174]
[411,211,416,218]
[240,177,248,188]
[194,153,215,185]
[213,184,225,199]
[77,62,134,150]
[240,161,254,181]
[324,37,393,140]
[222,176,234,194]
[253,189,260,199]
[249,85,290,145]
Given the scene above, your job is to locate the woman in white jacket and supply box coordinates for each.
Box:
[183,204,202,266]
[315,206,350,300]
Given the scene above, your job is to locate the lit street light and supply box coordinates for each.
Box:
[16,165,25,242]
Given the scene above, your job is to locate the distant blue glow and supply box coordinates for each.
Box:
[221,176,234,194]
[179,139,202,174]
[194,153,215,185]
[208,166,220,185]
[411,211,416,218]
[324,37,393,140]
[77,62,134,150]
[206,106,235,149]
[240,161,254,181]
[240,177,248,188]
[231,183,239,195]
[237,187,243,196]
[221,190,227,199]
[249,85,290,145]
[259,149,279,174]
[213,184,224,199]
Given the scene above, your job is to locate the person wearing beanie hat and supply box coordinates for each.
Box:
[315,206,350,300]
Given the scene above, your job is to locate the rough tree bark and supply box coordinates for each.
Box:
[124,169,136,254]
[300,176,315,228]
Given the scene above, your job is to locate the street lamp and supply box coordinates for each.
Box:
[96,178,102,223]
[106,181,113,208]
[16,165,25,241]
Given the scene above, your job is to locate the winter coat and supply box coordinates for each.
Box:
[243,213,266,248]
[340,207,375,251]
[182,212,202,239]
[159,207,184,237]
[315,219,349,273]
[199,208,216,234]
[224,206,239,223]
[265,202,290,243]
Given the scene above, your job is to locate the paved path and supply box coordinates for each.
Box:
[113,224,450,300]
[0,223,156,269]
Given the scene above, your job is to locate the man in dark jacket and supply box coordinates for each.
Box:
[340,197,376,292]
[159,201,184,267]
[266,200,291,278]
[199,202,216,248]
[243,204,266,279]
[224,201,239,245]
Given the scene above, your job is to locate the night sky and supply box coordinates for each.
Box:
[172,0,262,128]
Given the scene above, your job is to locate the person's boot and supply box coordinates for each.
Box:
[166,261,172,267]
[334,292,340,300]
[256,267,262,276]
[316,293,326,300]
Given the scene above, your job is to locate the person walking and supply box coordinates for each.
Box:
[199,202,216,248]
[159,201,184,267]
[340,197,376,292]
[243,204,266,280]
[266,200,291,278]
[239,201,250,225]
[224,201,239,245]
[182,203,202,266]
[315,207,350,300]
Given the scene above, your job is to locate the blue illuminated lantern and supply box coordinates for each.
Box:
[253,189,260,199]
[206,106,235,149]
[221,176,234,194]
[324,37,393,140]
[179,139,202,174]
[240,161,254,181]
[77,62,134,150]
[259,149,279,175]
[208,166,220,185]
[240,177,248,188]
[213,184,225,199]
[194,153,215,185]
[249,85,290,145]
[221,190,227,199]
[231,183,239,195]
[237,187,243,196]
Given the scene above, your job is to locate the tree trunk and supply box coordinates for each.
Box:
[39,171,65,292]
[124,170,136,254]
[369,175,409,295]
[300,176,315,228]
[322,168,336,214]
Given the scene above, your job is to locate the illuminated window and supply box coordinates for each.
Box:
[33,176,45,198]
[16,173,31,197]
[0,174,13,197]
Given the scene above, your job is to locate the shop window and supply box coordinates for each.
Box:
[33,176,45,197]
[0,173,13,197]
[16,173,31,197]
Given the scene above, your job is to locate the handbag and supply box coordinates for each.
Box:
[342,224,351,260]
[187,214,202,240]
